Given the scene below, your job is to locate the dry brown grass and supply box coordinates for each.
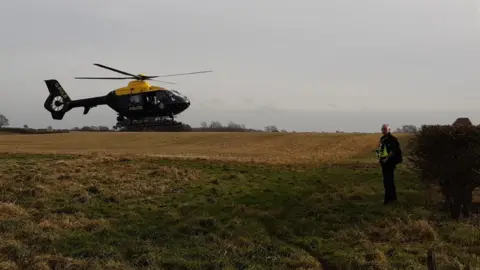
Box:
[0,132,411,165]
[0,203,29,220]
[2,132,476,269]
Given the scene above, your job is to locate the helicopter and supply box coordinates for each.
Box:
[44,63,212,124]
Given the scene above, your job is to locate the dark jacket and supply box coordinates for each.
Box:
[379,133,402,165]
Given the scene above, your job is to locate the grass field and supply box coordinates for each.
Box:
[0,132,479,269]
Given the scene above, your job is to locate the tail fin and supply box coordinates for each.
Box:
[44,79,72,120]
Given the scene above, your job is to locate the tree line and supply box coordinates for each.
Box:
[0,114,285,133]
[0,112,420,133]
[72,121,285,132]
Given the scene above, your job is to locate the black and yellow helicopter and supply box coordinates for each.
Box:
[44,63,212,125]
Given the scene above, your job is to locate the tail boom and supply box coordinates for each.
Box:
[70,96,108,115]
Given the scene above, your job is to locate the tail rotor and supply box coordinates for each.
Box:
[44,79,72,120]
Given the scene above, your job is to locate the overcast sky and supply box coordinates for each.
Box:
[2,0,480,132]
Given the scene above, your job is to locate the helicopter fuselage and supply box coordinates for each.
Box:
[44,63,210,122]
[107,80,190,118]
[44,80,190,120]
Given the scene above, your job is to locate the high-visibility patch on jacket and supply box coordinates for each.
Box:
[376,142,388,158]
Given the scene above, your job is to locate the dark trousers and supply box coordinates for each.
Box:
[381,161,397,203]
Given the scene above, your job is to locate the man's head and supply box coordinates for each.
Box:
[381,124,391,135]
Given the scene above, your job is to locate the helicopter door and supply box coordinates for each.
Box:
[129,94,144,111]
[145,93,157,110]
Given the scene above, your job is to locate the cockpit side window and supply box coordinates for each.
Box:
[164,91,177,101]
[171,90,181,97]
[156,91,170,102]
[170,90,188,101]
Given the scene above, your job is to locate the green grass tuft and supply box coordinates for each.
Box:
[0,153,479,269]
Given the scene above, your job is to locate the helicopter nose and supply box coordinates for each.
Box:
[179,101,190,111]
[171,101,190,114]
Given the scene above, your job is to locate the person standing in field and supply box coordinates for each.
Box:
[376,124,402,205]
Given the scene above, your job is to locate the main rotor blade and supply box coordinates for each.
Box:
[75,76,136,80]
[150,79,177,84]
[93,63,138,78]
[154,70,213,78]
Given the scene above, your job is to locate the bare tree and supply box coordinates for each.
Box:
[0,114,9,128]
[265,125,278,132]
[395,125,417,133]
[209,121,223,129]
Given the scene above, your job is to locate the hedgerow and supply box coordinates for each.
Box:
[408,124,480,219]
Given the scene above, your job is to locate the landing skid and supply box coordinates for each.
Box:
[114,116,190,132]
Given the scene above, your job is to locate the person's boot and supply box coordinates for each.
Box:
[383,195,390,205]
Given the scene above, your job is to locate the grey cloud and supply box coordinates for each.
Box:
[1,0,480,131]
